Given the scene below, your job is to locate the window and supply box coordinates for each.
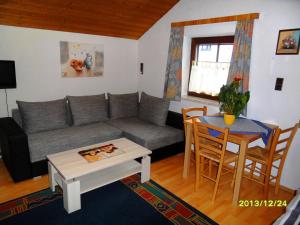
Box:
[188,36,234,101]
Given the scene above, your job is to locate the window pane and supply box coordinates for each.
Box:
[189,62,229,96]
[197,44,218,62]
[218,44,233,62]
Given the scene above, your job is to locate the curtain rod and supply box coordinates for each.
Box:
[171,13,259,27]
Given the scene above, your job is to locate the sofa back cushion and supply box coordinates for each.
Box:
[138,92,170,126]
[67,94,108,126]
[17,99,68,134]
[108,92,138,119]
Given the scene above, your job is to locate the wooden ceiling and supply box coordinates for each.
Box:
[0,0,179,39]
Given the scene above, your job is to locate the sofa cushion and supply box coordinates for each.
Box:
[67,94,108,126]
[107,117,184,150]
[139,92,170,126]
[108,93,138,119]
[12,108,22,127]
[12,107,73,128]
[17,99,68,134]
[27,122,123,162]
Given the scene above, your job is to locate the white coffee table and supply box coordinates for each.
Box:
[47,138,151,213]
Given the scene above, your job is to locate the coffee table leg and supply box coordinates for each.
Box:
[62,179,81,213]
[48,162,57,192]
[141,156,150,183]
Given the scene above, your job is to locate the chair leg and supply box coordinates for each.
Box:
[200,156,205,183]
[274,175,280,195]
[275,160,284,195]
[212,163,222,202]
[191,145,195,162]
[209,160,212,178]
[264,165,272,199]
[231,160,238,188]
[195,153,200,191]
[250,161,256,179]
[260,164,267,181]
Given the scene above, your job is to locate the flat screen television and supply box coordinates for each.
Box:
[0,60,16,89]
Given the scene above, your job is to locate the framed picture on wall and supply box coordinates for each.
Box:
[60,41,104,77]
[276,28,300,55]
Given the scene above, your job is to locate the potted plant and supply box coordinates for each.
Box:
[218,76,250,125]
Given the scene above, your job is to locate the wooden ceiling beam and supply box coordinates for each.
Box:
[171,13,260,27]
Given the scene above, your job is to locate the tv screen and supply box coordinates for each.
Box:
[0,60,16,89]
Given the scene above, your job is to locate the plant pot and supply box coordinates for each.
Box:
[224,113,235,126]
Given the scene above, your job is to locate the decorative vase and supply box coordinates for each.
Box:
[84,53,93,70]
[224,113,235,126]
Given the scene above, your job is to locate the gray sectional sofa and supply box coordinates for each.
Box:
[0,92,184,182]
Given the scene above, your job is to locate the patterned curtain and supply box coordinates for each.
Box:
[227,20,254,93]
[163,26,184,101]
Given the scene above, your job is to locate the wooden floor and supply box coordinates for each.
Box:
[0,154,294,225]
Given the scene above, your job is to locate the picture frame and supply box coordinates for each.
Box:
[60,41,104,77]
[276,28,300,55]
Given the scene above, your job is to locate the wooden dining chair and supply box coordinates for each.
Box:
[193,119,238,201]
[244,123,299,197]
[182,107,208,163]
[182,107,207,135]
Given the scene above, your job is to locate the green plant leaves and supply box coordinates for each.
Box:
[218,81,250,117]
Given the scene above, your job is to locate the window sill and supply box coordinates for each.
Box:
[181,95,220,107]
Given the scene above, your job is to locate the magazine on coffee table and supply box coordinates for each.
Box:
[78,144,124,163]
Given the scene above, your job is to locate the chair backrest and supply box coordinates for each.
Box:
[192,119,229,163]
[182,107,207,134]
[268,123,299,163]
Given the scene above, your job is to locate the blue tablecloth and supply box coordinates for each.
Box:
[200,116,273,145]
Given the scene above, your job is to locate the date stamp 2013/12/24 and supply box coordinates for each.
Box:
[238,200,287,207]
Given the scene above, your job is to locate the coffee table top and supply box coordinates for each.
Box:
[47,138,152,180]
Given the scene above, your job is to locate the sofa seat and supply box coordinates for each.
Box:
[107,117,184,150]
[28,122,123,162]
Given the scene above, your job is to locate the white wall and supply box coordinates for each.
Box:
[0,25,138,117]
[138,0,300,189]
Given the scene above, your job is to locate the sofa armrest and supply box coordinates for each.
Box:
[166,111,184,130]
[0,117,32,182]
